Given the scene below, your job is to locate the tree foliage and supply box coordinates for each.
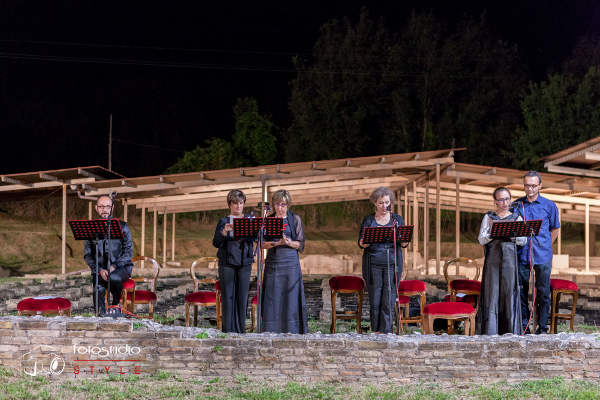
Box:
[286,9,526,166]
[513,67,600,170]
[166,97,277,173]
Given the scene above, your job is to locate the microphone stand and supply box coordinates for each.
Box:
[94,233,101,317]
[104,197,116,316]
[254,205,270,333]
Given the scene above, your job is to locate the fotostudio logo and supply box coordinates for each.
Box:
[21,345,65,377]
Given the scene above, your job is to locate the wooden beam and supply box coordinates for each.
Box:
[62,184,67,275]
[546,164,600,179]
[163,212,167,266]
[413,180,418,271]
[123,199,128,222]
[557,208,562,255]
[456,176,460,258]
[436,163,441,275]
[1,176,31,186]
[39,172,59,181]
[141,207,146,261]
[77,168,102,180]
[586,202,590,273]
[424,179,429,275]
[88,201,92,219]
[584,152,600,161]
[172,213,176,262]
[153,209,157,259]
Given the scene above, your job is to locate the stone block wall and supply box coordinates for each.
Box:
[1,316,599,383]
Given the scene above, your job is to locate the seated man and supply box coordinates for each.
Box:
[83,195,133,315]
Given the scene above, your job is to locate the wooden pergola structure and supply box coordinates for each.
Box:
[5,146,600,275]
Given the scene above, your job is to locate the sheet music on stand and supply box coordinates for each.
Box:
[233,217,284,241]
[69,219,124,240]
[490,219,542,238]
[362,225,414,244]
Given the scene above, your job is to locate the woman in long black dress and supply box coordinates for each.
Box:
[358,187,405,334]
[212,189,255,333]
[261,189,308,333]
[476,187,526,335]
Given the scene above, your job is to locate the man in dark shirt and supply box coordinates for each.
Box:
[515,171,560,334]
[83,195,133,315]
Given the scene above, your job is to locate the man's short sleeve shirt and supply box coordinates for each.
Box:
[515,195,560,265]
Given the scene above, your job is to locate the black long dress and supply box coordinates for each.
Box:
[358,213,404,334]
[476,211,525,335]
[261,210,308,333]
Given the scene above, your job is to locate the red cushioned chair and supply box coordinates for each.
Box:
[184,258,221,329]
[443,257,481,306]
[125,256,161,319]
[395,295,411,334]
[422,302,476,335]
[17,297,72,317]
[104,278,135,311]
[329,275,365,334]
[550,278,579,334]
[396,273,427,333]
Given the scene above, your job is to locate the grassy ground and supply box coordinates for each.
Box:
[1,369,600,400]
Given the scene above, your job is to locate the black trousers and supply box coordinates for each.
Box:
[91,268,130,311]
[367,263,398,333]
[218,263,252,333]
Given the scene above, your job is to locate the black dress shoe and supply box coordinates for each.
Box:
[535,327,548,334]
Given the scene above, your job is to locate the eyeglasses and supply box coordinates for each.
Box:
[97,205,113,209]
[524,184,539,189]
[274,203,288,208]
[495,198,511,203]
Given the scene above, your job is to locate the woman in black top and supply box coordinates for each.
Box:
[358,187,405,334]
[212,189,255,333]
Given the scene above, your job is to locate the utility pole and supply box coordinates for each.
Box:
[108,113,113,170]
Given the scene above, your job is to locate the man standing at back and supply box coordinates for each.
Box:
[84,195,133,315]
[515,171,560,334]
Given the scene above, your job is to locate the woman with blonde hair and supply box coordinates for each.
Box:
[261,189,308,333]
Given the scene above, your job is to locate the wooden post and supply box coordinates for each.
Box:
[586,202,590,273]
[163,212,167,266]
[412,180,418,271]
[123,199,128,222]
[395,190,401,215]
[403,185,408,268]
[455,176,460,258]
[436,163,441,275]
[141,207,146,268]
[61,184,67,275]
[88,201,93,219]
[557,208,562,255]
[153,209,157,259]
[172,213,176,262]
[424,178,429,275]
[404,185,409,226]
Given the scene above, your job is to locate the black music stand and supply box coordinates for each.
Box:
[233,217,284,241]
[490,219,542,238]
[70,219,124,316]
[362,225,414,244]
[397,226,414,243]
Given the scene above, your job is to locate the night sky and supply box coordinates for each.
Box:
[1,1,599,177]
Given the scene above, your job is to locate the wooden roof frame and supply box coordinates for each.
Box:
[544,136,600,178]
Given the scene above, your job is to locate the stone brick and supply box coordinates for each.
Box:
[0,321,13,329]
[17,320,49,330]
[67,322,98,330]
[97,322,131,332]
